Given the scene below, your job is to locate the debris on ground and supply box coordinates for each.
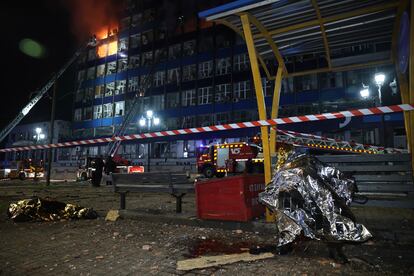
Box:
[105,209,120,221]
[177,252,274,271]
[259,153,372,247]
[7,197,98,222]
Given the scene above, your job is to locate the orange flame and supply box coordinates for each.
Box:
[96,25,118,58]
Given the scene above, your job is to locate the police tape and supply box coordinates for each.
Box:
[1,103,413,153]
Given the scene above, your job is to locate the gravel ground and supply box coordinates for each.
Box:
[1,179,414,275]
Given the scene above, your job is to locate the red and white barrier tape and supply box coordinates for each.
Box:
[1,103,413,153]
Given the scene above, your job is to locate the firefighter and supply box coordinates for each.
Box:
[91,156,104,187]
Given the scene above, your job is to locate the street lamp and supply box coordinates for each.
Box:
[34,128,45,143]
[374,73,385,105]
[139,110,160,172]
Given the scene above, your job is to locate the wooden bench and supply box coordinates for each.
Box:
[316,154,414,208]
[111,172,195,213]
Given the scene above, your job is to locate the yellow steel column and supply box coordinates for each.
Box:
[269,66,283,155]
[397,73,411,151]
[240,14,273,222]
[409,1,414,172]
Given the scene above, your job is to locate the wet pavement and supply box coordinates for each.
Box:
[0,179,414,275]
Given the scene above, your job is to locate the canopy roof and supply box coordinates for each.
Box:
[199,0,401,77]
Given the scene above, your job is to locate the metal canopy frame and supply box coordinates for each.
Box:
[200,0,414,222]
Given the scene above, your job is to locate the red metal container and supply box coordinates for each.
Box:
[195,174,265,222]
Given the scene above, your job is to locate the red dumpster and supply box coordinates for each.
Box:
[195,174,265,222]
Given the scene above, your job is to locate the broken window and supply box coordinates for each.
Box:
[130,33,141,48]
[233,80,250,101]
[77,70,85,82]
[182,64,196,82]
[85,87,94,101]
[216,57,231,76]
[87,48,96,61]
[141,51,153,66]
[93,105,102,119]
[128,76,139,92]
[168,44,181,60]
[96,64,105,78]
[198,61,212,79]
[105,82,115,97]
[86,67,95,80]
[198,33,213,53]
[167,67,180,84]
[102,103,113,118]
[75,89,84,102]
[118,38,128,52]
[95,85,104,98]
[152,94,164,110]
[74,108,82,121]
[153,71,165,87]
[198,86,213,105]
[140,74,151,89]
[155,28,166,41]
[215,83,232,103]
[215,112,230,124]
[115,80,126,95]
[182,89,196,107]
[106,61,116,75]
[154,48,167,62]
[117,58,128,72]
[166,92,180,108]
[197,114,212,127]
[114,101,125,116]
[120,17,131,31]
[129,55,140,69]
[183,40,196,56]
[233,53,249,72]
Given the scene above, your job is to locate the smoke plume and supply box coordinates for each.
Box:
[62,0,124,43]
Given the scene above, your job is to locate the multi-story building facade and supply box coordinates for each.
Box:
[69,0,407,166]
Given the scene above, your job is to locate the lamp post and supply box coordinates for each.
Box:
[139,110,160,172]
[374,72,386,147]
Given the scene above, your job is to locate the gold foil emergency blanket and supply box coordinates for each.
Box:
[259,153,372,246]
[7,197,98,222]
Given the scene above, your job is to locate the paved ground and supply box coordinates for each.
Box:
[1,179,414,275]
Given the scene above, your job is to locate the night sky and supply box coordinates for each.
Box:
[1,1,77,130]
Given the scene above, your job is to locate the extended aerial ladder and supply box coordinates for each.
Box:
[0,37,97,144]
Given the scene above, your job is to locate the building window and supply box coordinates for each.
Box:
[93,105,102,119]
[85,87,94,101]
[152,95,164,110]
[142,51,153,66]
[114,101,125,116]
[233,80,250,101]
[74,108,82,121]
[128,76,139,92]
[140,74,151,89]
[77,70,85,82]
[106,61,116,75]
[197,114,212,127]
[86,67,95,80]
[216,57,231,76]
[198,61,213,79]
[182,89,196,106]
[182,64,196,82]
[103,103,113,118]
[215,112,229,124]
[166,92,180,108]
[154,48,167,62]
[153,71,165,87]
[75,89,84,102]
[118,38,128,52]
[234,110,250,122]
[262,78,272,97]
[198,86,213,105]
[215,83,232,103]
[166,117,180,129]
[95,85,104,98]
[167,68,180,84]
[182,116,196,128]
[233,53,249,71]
[87,48,96,61]
[130,33,141,48]
[131,13,142,27]
[142,30,153,46]
[115,80,126,95]
[117,58,128,72]
[129,55,140,69]
[105,82,115,97]
[83,107,93,120]
[120,17,130,30]
[183,40,196,56]
[169,44,181,59]
[96,64,105,78]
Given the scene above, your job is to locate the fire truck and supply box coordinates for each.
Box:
[197,142,264,178]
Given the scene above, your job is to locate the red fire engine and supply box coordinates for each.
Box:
[197,142,264,178]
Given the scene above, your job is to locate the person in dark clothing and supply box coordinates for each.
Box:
[91,157,104,187]
[104,156,117,185]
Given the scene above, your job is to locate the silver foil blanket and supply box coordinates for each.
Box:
[259,153,372,246]
[7,197,98,222]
